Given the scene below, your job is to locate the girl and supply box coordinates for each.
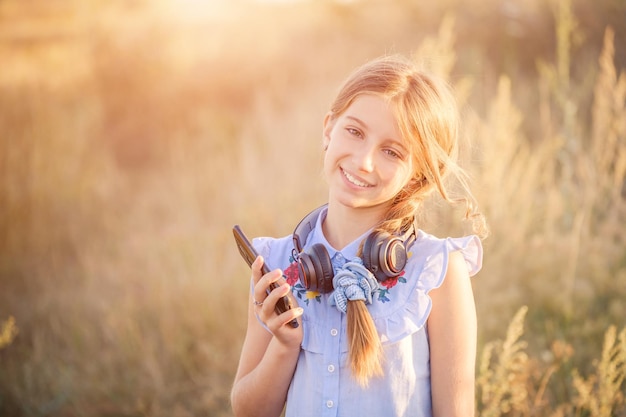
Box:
[231,54,487,417]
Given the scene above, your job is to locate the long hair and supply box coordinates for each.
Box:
[327,54,487,386]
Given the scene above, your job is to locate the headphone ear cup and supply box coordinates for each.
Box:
[362,231,384,281]
[384,238,408,277]
[363,232,408,282]
[298,243,334,294]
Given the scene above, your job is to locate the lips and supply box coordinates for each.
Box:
[341,168,372,188]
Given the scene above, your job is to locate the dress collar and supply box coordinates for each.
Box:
[306,206,373,261]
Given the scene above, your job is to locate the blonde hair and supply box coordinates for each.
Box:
[328,54,487,386]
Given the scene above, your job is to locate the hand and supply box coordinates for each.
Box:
[251,256,303,348]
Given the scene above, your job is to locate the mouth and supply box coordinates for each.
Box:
[341,168,372,188]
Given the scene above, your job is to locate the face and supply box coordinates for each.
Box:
[323,94,414,213]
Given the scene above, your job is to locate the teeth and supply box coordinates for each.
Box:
[343,170,370,187]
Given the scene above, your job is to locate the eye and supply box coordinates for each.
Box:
[346,127,363,138]
[384,148,402,159]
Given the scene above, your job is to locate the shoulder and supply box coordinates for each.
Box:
[425,235,479,330]
[409,230,483,279]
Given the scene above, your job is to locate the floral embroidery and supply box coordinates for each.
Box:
[376,270,407,303]
[285,261,322,305]
[305,289,321,300]
[284,262,300,286]
[293,282,322,305]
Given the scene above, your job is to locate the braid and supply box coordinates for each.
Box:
[346,300,383,387]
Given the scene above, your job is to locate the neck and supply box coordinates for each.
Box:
[322,201,388,250]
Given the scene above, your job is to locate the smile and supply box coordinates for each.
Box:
[342,169,372,188]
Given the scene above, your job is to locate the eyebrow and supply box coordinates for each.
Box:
[345,115,367,127]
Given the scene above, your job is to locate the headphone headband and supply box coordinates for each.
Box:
[293,205,326,253]
[292,204,417,252]
[292,205,418,292]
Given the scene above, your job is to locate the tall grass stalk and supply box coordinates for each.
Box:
[572,326,626,416]
[478,308,626,417]
[477,306,530,416]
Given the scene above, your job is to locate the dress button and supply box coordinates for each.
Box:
[328,364,335,373]
[326,400,334,408]
[330,328,338,336]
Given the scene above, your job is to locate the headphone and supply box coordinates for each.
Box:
[292,205,417,294]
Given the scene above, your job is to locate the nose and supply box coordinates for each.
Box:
[354,143,375,173]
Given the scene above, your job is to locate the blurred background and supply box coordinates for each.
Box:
[0,0,625,415]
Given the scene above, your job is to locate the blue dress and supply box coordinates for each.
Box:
[253,208,483,417]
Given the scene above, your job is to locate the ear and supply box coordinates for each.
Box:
[322,112,334,150]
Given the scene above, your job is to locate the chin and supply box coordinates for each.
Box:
[334,197,389,211]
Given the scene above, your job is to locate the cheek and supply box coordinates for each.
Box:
[323,137,346,164]
[322,148,336,178]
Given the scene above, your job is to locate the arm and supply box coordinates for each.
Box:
[427,250,477,417]
[231,256,304,417]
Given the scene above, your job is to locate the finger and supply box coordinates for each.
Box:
[265,281,291,305]
[278,307,304,327]
[253,268,283,307]
[261,281,292,317]
[250,255,265,283]
[266,305,304,331]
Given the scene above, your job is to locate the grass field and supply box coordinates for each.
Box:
[0,0,625,415]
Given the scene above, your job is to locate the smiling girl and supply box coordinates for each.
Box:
[231,54,487,417]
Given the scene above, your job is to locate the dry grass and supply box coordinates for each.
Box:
[478,307,626,416]
[0,317,18,350]
[0,0,624,416]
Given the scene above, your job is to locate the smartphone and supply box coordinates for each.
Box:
[233,225,299,328]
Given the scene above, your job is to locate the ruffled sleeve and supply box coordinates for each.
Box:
[251,236,272,262]
[371,232,483,345]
